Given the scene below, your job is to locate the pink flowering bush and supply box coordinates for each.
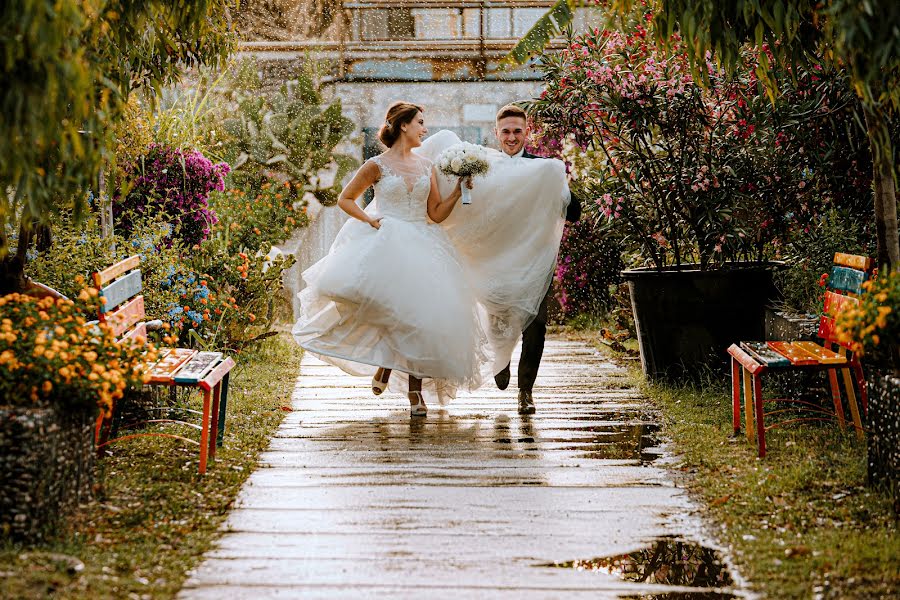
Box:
[529,24,873,271]
[116,144,230,248]
[555,219,623,318]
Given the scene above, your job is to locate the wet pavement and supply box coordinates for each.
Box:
[179,337,748,599]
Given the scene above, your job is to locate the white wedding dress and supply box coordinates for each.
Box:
[417,131,571,374]
[292,153,489,401]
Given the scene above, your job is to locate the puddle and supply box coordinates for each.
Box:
[535,538,734,589]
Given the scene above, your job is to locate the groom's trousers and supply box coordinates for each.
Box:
[518,286,551,392]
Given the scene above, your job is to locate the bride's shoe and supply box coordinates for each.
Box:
[372,368,390,396]
[408,391,427,417]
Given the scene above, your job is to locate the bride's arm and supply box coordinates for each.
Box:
[426,170,464,224]
[337,162,382,229]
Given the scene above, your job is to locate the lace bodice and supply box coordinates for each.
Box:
[369,155,432,223]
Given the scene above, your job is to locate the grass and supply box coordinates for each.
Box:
[0,333,303,599]
[567,327,900,599]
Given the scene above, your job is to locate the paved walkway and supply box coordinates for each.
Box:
[180,337,746,599]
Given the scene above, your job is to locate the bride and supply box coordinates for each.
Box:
[292,101,488,416]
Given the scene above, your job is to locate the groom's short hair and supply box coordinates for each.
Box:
[496,104,527,123]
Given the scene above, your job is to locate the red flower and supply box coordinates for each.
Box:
[818,273,829,287]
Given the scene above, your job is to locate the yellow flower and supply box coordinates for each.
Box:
[42,380,53,393]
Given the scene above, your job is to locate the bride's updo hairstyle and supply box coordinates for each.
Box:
[378,101,423,148]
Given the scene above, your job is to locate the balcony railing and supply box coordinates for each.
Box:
[238,1,599,81]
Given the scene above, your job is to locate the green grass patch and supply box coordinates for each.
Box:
[0,334,303,599]
[571,328,900,599]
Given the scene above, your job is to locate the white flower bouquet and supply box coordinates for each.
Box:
[436,142,490,204]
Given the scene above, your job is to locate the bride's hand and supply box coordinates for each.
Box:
[368,217,383,230]
[461,176,473,190]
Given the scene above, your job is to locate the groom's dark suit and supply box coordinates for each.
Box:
[516,150,582,393]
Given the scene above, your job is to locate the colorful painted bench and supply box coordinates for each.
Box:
[727,252,873,458]
[92,256,236,474]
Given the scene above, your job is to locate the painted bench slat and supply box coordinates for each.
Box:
[99,270,142,314]
[828,265,868,295]
[173,352,223,384]
[767,341,819,365]
[148,348,198,384]
[199,357,236,391]
[740,342,792,367]
[833,252,873,271]
[123,322,148,343]
[823,290,859,318]
[727,344,766,374]
[792,341,847,365]
[94,256,141,287]
[107,295,145,338]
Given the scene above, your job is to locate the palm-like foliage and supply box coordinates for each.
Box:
[220,61,357,206]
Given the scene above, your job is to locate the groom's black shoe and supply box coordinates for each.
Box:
[494,362,511,390]
[518,390,536,415]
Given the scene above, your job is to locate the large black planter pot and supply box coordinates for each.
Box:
[0,405,94,543]
[867,371,900,493]
[622,263,783,382]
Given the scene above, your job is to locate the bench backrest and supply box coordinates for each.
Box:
[818,252,874,349]
[93,255,147,342]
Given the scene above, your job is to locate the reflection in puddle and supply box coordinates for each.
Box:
[492,420,661,463]
[536,538,734,588]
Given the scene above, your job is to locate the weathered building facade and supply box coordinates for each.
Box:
[237,2,600,313]
[240,1,601,155]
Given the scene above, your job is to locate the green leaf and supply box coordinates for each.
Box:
[504,0,577,65]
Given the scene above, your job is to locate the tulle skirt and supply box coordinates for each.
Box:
[417,131,570,373]
[292,212,490,401]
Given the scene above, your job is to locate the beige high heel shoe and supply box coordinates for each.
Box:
[372,368,390,396]
[408,391,427,417]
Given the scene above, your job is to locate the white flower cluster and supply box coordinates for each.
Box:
[436,143,491,178]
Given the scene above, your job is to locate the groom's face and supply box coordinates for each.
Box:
[495,116,529,156]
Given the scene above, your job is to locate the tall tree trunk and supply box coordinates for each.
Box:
[0,222,32,295]
[0,216,53,296]
[863,107,900,271]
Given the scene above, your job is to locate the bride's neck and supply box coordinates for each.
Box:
[386,140,415,158]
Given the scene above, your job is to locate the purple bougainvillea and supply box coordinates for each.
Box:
[116,144,229,247]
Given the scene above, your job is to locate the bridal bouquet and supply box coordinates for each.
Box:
[436,142,490,204]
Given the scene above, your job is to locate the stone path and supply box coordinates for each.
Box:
[180,337,747,599]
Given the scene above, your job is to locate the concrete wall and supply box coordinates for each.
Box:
[330,79,543,154]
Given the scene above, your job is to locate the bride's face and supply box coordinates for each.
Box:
[401,112,427,147]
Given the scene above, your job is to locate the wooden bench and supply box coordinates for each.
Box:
[728,252,873,458]
[92,255,236,474]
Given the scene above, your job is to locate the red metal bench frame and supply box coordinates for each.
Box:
[727,252,873,458]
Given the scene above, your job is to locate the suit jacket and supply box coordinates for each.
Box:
[521,150,582,223]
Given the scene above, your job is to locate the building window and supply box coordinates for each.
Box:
[358,8,414,40]
[411,9,461,39]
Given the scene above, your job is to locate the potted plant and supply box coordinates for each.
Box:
[528,26,869,380]
[835,271,900,492]
[0,286,153,542]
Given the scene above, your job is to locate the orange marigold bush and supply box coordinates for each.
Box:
[0,286,157,418]
[834,270,899,372]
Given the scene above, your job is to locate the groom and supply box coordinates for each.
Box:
[493,104,582,414]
